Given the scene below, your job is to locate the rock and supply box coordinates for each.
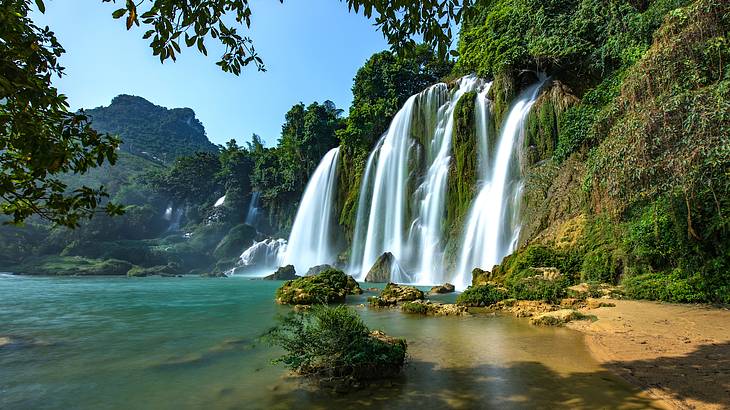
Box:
[127,263,180,277]
[494,299,558,317]
[364,252,409,283]
[372,283,424,306]
[472,267,500,286]
[429,283,456,294]
[567,283,591,299]
[530,309,586,326]
[264,265,298,280]
[275,268,362,305]
[586,298,616,309]
[305,264,335,277]
[560,298,584,308]
[365,287,380,292]
[402,300,468,316]
[529,267,562,281]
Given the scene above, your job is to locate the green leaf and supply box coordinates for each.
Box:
[112,8,126,19]
[35,0,45,13]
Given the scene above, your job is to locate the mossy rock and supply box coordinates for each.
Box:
[275,268,362,305]
[530,309,587,326]
[402,300,468,316]
[10,256,133,276]
[264,265,298,280]
[127,263,181,277]
[213,224,257,260]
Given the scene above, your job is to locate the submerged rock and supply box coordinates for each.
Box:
[586,298,616,309]
[275,268,362,305]
[365,252,409,283]
[429,283,456,294]
[264,265,298,280]
[530,309,587,326]
[369,283,424,306]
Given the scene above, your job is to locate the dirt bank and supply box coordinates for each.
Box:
[568,300,730,410]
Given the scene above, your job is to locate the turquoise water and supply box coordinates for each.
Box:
[0,276,660,409]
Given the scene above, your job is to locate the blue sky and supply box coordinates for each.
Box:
[33,0,390,146]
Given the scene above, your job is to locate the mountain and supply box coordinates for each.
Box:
[85,95,218,163]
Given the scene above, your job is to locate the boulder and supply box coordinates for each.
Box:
[586,298,616,309]
[402,300,468,316]
[530,309,586,326]
[370,283,424,306]
[305,264,335,277]
[429,283,456,294]
[264,265,298,280]
[364,252,409,283]
[529,267,562,281]
[275,268,362,305]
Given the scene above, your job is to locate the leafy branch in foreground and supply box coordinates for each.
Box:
[1,0,124,227]
[265,305,406,387]
[103,0,472,75]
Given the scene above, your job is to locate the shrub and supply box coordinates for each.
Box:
[265,305,407,384]
[622,271,707,303]
[509,276,569,303]
[456,284,509,307]
[402,301,430,314]
[581,248,621,284]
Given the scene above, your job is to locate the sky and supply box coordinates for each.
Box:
[33,0,390,147]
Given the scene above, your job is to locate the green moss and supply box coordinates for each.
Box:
[488,71,516,132]
[9,256,133,276]
[445,91,479,248]
[401,301,430,314]
[456,284,509,307]
[275,268,362,305]
[213,224,257,260]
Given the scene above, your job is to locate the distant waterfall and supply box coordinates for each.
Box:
[351,76,488,282]
[244,191,264,232]
[281,147,341,274]
[453,81,544,290]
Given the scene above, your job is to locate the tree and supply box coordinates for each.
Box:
[339,45,454,156]
[105,0,471,74]
[0,0,123,227]
[1,0,468,226]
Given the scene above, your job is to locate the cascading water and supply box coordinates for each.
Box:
[280,147,341,274]
[214,195,226,207]
[239,238,287,268]
[245,192,262,226]
[453,80,545,290]
[351,76,487,282]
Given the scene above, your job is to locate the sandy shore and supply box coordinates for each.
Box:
[567,300,730,410]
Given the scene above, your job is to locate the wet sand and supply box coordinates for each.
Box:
[568,300,730,410]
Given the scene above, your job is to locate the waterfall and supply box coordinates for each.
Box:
[351,76,488,282]
[280,147,341,274]
[453,81,544,290]
[163,203,184,232]
[214,195,226,207]
[245,191,261,225]
[239,238,287,268]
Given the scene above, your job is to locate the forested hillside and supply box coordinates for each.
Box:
[85,95,217,163]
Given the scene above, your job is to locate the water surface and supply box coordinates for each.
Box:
[0,276,660,409]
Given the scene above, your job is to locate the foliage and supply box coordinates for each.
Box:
[337,47,453,235]
[275,268,362,305]
[265,305,407,382]
[84,95,217,163]
[212,223,256,259]
[622,272,710,303]
[7,255,133,276]
[456,284,508,307]
[508,275,569,303]
[105,0,468,74]
[0,0,123,226]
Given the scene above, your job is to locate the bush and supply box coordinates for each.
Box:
[213,224,257,260]
[509,276,569,303]
[456,284,508,307]
[265,305,407,384]
[275,268,362,305]
[581,248,621,284]
[622,271,707,303]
